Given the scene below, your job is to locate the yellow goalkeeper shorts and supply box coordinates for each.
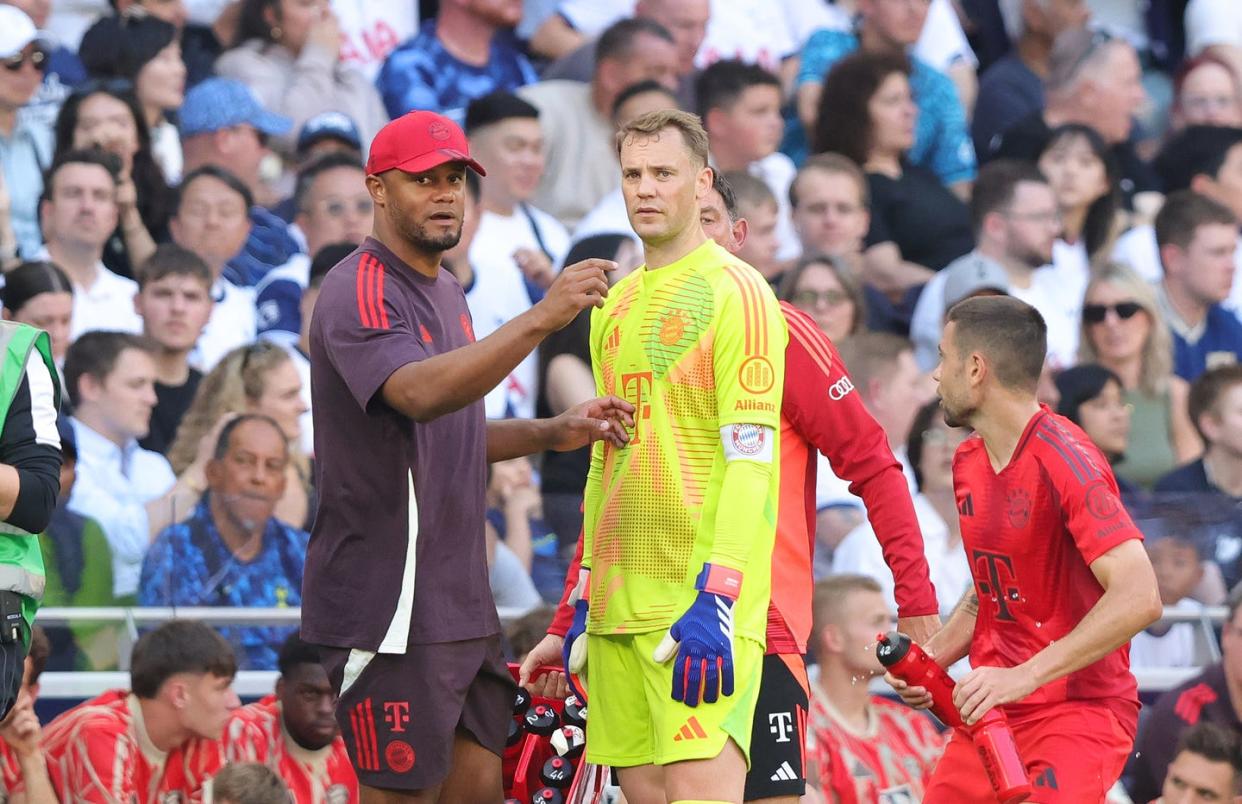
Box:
[582,630,763,768]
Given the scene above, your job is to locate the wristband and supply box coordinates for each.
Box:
[695,562,742,601]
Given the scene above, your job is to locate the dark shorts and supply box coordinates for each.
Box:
[924,701,1133,803]
[319,635,516,792]
[743,653,809,801]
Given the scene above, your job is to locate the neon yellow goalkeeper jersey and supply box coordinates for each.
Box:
[583,239,787,642]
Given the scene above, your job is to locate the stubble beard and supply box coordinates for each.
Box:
[397,218,463,253]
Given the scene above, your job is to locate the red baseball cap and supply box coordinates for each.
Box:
[365,111,486,177]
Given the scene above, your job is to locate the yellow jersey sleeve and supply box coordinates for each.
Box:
[714,263,787,431]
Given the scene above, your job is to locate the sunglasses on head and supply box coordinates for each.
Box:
[3,47,47,73]
[1083,301,1142,323]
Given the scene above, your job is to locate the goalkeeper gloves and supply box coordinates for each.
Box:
[653,563,742,707]
[562,568,590,701]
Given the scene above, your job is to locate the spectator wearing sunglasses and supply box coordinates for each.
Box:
[1078,263,1201,490]
[0,5,54,262]
[2,0,87,136]
[1156,190,1242,382]
[255,152,368,348]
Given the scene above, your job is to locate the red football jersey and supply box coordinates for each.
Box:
[0,740,22,797]
[954,407,1143,730]
[223,695,359,804]
[806,689,944,803]
[550,304,936,653]
[42,689,226,803]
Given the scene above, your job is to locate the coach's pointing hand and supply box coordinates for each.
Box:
[953,665,1038,725]
[533,259,615,332]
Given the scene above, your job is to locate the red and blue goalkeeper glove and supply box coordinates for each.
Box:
[653,563,742,707]
[562,568,589,701]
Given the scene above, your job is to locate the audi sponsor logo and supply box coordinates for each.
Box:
[828,376,854,400]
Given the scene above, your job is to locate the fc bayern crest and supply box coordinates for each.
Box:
[1006,488,1032,529]
[731,424,765,456]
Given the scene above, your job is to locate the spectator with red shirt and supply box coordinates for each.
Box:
[41,620,239,803]
[0,626,53,803]
[1127,584,1242,802]
[805,574,944,801]
[224,633,358,804]
[890,295,1161,799]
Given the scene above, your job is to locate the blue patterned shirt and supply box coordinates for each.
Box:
[138,498,308,670]
[376,20,538,123]
[797,29,976,185]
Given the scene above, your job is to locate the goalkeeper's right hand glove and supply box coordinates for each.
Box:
[562,568,590,701]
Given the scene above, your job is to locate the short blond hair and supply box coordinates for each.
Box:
[811,574,882,643]
[615,109,710,169]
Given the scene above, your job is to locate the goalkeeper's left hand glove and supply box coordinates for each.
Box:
[653,563,741,707]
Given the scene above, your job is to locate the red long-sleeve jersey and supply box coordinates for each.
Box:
[550,304,936,653]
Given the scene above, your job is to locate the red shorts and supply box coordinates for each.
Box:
[924,702,1133,803]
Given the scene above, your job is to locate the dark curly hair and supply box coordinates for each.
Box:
[812,51,911,166]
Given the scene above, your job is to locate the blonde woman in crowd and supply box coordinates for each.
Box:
[168,341,310,528]
[1078,263,1201,489]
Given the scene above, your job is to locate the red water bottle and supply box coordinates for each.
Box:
[876,631,1031,803]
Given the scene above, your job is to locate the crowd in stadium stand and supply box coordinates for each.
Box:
[0,0,1235,800]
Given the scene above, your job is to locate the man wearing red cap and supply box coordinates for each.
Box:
[301,110,633,800]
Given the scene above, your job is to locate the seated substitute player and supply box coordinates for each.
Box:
[889,296,1163,801]
[303,109,632,803]
[526,172,940,804]
[1156,722,1242,804]
[41,620,239,802]
[805,575,943,800]
[572,108,789,804]
[224,633,358,803]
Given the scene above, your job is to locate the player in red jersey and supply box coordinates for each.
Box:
[42,621,238,803]
[889,295,1163,802]
[0,626,53,803]
[521,174,940,803]
[224,634,358,804]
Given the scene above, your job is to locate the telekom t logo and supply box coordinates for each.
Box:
[768,711,794,743]
[621,372,653,443]
[383,701,411,733]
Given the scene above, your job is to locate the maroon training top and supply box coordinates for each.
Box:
[302,237,496,651]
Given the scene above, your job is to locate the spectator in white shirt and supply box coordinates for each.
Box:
[64,331,214,599]
[169,165,258,371]
[464,92,570,296]
[910,160,1073,372]
[832,398,973,616]
[698,59,800,261]
[1130,517,1211,669]
[38,148,142,341]
[816,333,931,551]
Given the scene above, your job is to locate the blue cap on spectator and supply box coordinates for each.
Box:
[180,78,292,139]
[297,112,362,155]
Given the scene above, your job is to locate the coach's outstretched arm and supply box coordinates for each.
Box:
[954,539,1161,725]
[381,259,612,422]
